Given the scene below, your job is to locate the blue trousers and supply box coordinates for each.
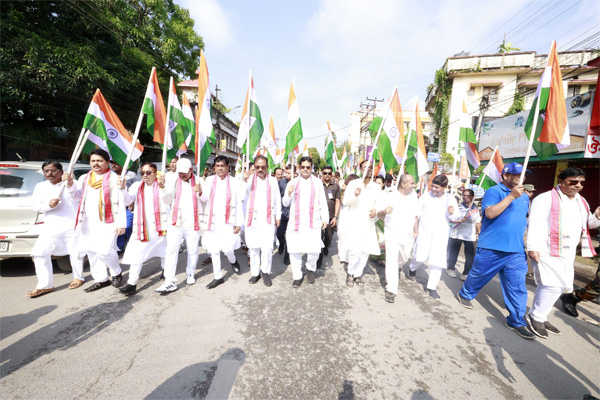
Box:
[459,248,528,327]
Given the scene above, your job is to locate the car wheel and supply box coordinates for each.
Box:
[55,256,72,272]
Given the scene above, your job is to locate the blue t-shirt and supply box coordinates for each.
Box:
[477,183,529,253]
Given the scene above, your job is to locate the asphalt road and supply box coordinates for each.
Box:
[1,240,599,400]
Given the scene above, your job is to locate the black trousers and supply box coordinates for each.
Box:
[447,238,476,275]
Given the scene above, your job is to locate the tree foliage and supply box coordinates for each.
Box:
[505,93,524,116]
[1,0,203,155]
[429,68,452,166]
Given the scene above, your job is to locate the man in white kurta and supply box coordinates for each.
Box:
[282,157,329,288]
[158,158,202,293]
[342,165,380,288]
[242,156,281,287]
[377,174,419,303]
[200,156,243,289]
[120,163,168,295]
[409,175,459,300]
[27,161,85,298]
[76,149,126,292]
[527,168,600,338]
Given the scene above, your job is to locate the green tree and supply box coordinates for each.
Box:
[505,93,524,116]
[1,0,203,157]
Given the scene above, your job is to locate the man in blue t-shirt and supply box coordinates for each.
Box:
[457,162,535,340]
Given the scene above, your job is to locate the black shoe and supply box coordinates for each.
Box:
[249,275,261,284]
[544,320,561,335]
[231,260,241,275]
[323,246,329,256]
[427,289,440,300]
[385,291,395,303]
[527,314,548,339]
[283,254,290,265]
[111,273,123,287]
[505,322,535,340]
[292,279,302,288]
[278,245,284,255]
[84,280,111,293]
[560,293,579,317]
[457,292,473,309]
[408,270,417,281]
[119,284,137,295]
[306,270,315,284]
[206,278,224,289]
[262,273,272,287]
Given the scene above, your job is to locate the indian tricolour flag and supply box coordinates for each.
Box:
[141,67,167,145]
[525,41,570,161]
[82,89,143,167]
[404,101,429,182]
[339,147,348,171]
[165,77,187,161]
[465,142,481,174]
[475,146,504,190]
[237,70,264,162]
[368,85,405,170]
[285,80,303,160]
[195,51,215,174]
[325,121,337,171]
[177,93,196,156]
[264,116,278,172]
[459,99,477,143]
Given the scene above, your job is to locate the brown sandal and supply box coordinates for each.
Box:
[346,274,354,287]
[26,288,54,298]
[68,279,85,290]
[354,277,364,287]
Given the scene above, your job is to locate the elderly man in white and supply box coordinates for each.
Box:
[199,155,244,290]
[241,155,281,287]
[527,167,600,339]
[76,149,127,293]
[342,162,381,288]
[157,157,202,294]
[377,173,419,303]
[27,160,85,298]
[409,174,459,300]
[282,156,329,288]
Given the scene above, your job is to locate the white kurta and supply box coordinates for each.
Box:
[164,176,203,230]
[31,180,81,257]
[76,171,126,256]
[121,181,169,265]
[282,175,329,254]
[527,190,600,290]
[200,175,243,253]
[413,191,459,268]
[341,179,381,255]
[243,175,282,249]
[379,190,419,246]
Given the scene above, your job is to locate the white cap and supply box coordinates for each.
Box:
[175,158,193,173]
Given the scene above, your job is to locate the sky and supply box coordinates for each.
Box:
[174,0,599,153]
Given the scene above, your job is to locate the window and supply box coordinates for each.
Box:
[467,88,475,98]
[567,85,581,98]
[482,86,499,102]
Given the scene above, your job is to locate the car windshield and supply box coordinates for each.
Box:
[0,168,44,197]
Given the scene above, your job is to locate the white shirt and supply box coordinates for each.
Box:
[32,180,79,227]
[450,202,481,241]
[379,190,419,245]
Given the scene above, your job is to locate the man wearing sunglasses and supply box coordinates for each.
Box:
[527,167,600,338]
[282,157,329,288]
[318,165,341,269]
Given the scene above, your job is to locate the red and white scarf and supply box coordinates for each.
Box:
[549,186,596,258]
[75,170,113,230]
[247,174,272,227]
[137,181,166,242]
[207,174,232,231]
[171,174,199,231]
[294,176,315,231]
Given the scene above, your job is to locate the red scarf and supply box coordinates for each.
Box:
[247,174,272,227]
[294,176,315,231]
[207,174,232,231]
[171,175,199,231]
[75,170,113,230]
[137,181,166,242]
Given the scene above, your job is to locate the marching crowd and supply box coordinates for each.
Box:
[27,149,600,341]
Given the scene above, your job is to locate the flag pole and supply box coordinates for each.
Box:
[478,145,499,189]
[162,76,174,175]
[56,130,92,198]
[519,106,540,185]
[368,96,392,182]
[120,108,145,180]
[244,70,252,171]
[394,125,414,189]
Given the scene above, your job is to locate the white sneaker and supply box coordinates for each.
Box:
[460,274,468,281]
[446,269,457,278]
[155,282,177,293]
[187,274,196,285]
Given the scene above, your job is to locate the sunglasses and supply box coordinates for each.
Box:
[565,180,585,186]
[140,171,155,176]
[322,171,332,175]
[300,166,311,170]
[255,165,267,170]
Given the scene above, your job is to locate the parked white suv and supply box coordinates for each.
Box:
[0,161,90,271]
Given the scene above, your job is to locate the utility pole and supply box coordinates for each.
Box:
[357,97,383,160]
[475,94,490,142]
[215,84,221,102]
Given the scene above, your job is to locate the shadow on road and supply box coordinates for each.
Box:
[145,347,245,400]
[0,305,57,340]
[0,296,139,378]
